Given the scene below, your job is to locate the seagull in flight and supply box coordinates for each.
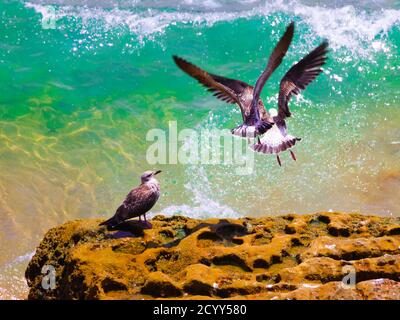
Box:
[173,22,328,166]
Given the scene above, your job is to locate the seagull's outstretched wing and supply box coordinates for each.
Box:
[277,41,328,120]
[173,55,250,105]
[248,22,295,123]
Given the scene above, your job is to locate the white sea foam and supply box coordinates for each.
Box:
[25,0,400,55]
[0,251,35,300]
[3,251,35,268]
[156,110,241,219]
[161,166,239,219]
[161,193,238,219]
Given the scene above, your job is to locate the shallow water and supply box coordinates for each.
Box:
[0,0,399,299]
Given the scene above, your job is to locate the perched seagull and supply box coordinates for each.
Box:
[99,170,161,228]
[251,41,329,166]
[173,22,295,138]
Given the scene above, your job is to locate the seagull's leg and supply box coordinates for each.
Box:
[276,154,282,166]
[144,213,147,221]
[257,136,261,144]
[290,150,297,161]
[139,215,142,221]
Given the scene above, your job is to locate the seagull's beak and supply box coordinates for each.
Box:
[154,170,162,175]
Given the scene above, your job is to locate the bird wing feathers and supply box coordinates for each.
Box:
[118,184,160,220]
[278,41,328,120]
[249,22,295,122]
[173,55,250,105]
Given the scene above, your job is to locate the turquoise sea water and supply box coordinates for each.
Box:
[0,0,399,298]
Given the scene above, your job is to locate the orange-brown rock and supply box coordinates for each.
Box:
[25,212,400,300]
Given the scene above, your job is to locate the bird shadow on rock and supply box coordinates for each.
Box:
[160,219,251,249]
[105,220,152,239]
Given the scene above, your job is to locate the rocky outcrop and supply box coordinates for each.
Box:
[25,212,400,300]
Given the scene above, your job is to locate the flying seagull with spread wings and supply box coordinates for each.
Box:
[173,22,295,138]
[251,41,328,165]
[173,22,328,165]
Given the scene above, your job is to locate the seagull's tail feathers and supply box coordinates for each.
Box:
[251,132,301,155]
[99,215,121,228]
[99,205,125,227]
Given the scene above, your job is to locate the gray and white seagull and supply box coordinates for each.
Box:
[99,170,161,228]
[173,22,328,166]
